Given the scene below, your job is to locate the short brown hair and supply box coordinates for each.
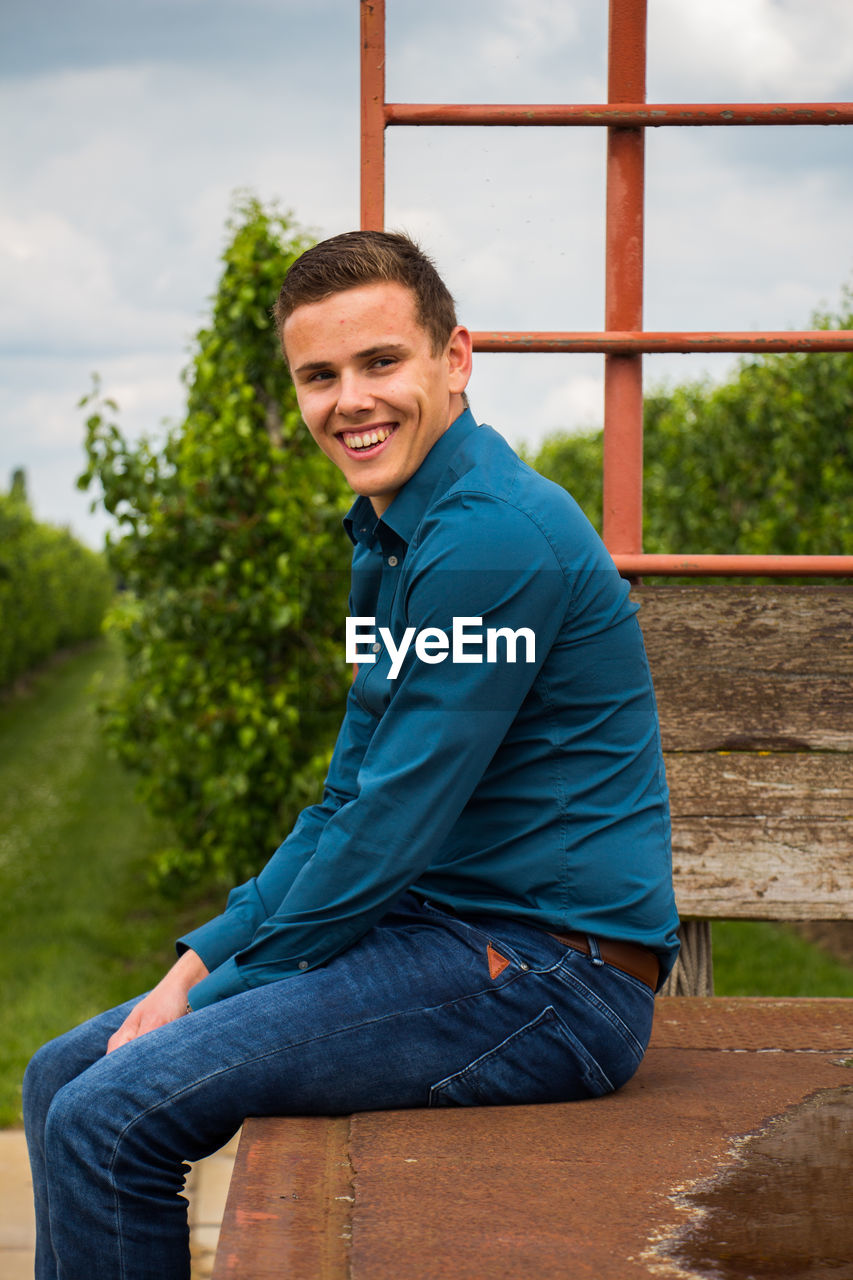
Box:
[274,230,459,355]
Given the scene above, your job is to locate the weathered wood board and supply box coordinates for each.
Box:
[631,587,853,922]
[669,817,852,917]
[633,586,853,752]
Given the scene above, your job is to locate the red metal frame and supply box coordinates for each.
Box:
[360,0,853,576]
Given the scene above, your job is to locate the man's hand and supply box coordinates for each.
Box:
[106,949,210,1054]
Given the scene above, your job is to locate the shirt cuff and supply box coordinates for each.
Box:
[177,913,253,975]
[186,957,248,1009]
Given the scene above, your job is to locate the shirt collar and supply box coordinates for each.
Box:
[343,408,478,548]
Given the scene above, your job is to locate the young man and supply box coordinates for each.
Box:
[24,231,679,1280]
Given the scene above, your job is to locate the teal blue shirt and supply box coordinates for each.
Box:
[182,410,680,1006]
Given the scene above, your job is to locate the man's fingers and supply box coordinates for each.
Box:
[106,1028,133,1054]
[105,1005,183,1054]
[106,1011,146,1053]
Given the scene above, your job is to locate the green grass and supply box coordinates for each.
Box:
[0,639,213,1126]
[712,920,853,997]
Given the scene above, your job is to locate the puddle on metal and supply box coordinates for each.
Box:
[657,1085,853,1279]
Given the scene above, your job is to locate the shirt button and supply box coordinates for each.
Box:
[298,960,309,971]
[372,642,381,653]
[387,555,398,567]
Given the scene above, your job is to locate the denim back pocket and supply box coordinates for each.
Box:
[428,1006,614,1107]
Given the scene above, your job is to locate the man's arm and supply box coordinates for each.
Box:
[106,948,210,1053]
[176,683,377,977]
[187,494,576,1008]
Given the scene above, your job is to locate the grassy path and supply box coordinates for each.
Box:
[0,641,210,1125]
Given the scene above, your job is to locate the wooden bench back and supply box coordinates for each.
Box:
[632,586,853,992]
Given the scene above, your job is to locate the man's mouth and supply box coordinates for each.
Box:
[339,425,397,454]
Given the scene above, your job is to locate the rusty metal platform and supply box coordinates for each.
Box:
[212,998,853,1279]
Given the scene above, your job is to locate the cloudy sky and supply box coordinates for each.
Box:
[2,0,852,546]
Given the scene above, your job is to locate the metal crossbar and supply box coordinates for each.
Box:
[359,0,853,576]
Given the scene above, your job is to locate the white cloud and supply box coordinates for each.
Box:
[644,127,853,330]
[540,371,604,431]
[0,209,194,356]
[476,1,581,73]
[649,0,853,99]
[0,350,187,545]
[388,0,606,102]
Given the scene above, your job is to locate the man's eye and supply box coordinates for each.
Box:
[371,356,396,370]
[307,369,334,383]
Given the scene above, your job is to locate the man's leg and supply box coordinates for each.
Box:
[27,896,654,1280]
[23,997,143,1280]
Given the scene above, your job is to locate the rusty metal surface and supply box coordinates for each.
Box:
[652,997,853,1050]
[603,353,644,555]
[470,329,853,353]
[385,102,853,126]
[607,0,647,105]
[213,1001,853,1278]
[347,1047,853,1278]
[615,552,853,576]
[211,1115,352,1279]
[603,0,647,557]
[359,0,385,230]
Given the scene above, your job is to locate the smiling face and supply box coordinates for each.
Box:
[283,281,472,516]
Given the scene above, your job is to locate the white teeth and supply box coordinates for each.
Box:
[343,426,393,450]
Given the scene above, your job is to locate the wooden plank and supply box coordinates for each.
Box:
[211,1115,351,1279]
[670,817,853,919]
[665,751,853,817]
[632,586,853,751]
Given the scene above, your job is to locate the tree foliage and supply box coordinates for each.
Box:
[526,292,853,558]
[79,199,352,888]
[0,476,112,689]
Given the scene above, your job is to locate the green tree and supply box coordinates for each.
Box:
[526,292,853,558]
[79,198,352,888]
[525,430,604,532]
[0,475,112,689]
[9,467,28,504]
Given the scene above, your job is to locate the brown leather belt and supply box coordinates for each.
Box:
[414,895,659,989]
[545,929,659,990]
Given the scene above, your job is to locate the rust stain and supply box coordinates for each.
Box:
[234,1208,281,1224]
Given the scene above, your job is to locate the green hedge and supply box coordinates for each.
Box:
[0,490,113,689]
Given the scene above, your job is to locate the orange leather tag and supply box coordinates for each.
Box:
[487,943,510,980]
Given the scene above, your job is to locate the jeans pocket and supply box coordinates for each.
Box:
[428,1006,614,1107]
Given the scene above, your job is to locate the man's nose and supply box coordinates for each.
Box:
[336,371,374,418]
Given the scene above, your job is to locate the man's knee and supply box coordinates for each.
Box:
[42,1070,118,1176]
[23,1035,75,1133]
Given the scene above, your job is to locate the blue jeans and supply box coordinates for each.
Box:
[23,894,655,1280]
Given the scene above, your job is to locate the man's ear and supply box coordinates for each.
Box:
[446,326,473,395]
